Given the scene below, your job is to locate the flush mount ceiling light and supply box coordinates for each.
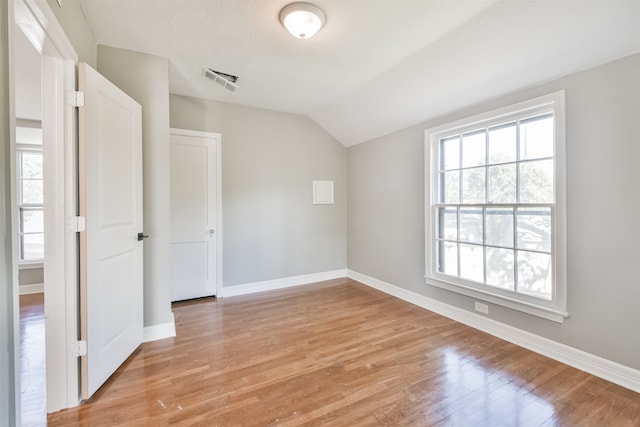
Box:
[279,2,326,40]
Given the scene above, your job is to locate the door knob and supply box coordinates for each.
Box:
[209,229,215,234]
[137,232,149,241]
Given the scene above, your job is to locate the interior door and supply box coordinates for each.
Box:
[78,62,143,399]
[169,130,217,301]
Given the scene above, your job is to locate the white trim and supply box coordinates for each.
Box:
[215,134,222,298]
[2,1,19,423]
[426,277,568,323]
[169,128,223,299]
[223,269,347,298]
[19,283,43,295]
[15,143,44,264]
[347,269,640,394]
[169,128,218,139]
[18,261,43,269]
[14,0,77,59]
[13,0,79,412]
[424,91,565,136]
[142,313,176,343]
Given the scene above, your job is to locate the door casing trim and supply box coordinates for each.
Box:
[170,128,223,299]
[13,0,80,412]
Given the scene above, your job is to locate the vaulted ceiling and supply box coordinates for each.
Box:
[76,0,640,146]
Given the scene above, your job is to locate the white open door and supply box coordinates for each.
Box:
[78,62,144,399]
[169,129,219,301]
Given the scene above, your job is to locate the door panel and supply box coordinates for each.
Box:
[78,62,143,399]
[170,131,217,301]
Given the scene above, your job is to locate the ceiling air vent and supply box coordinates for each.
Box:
[202,68,239,92]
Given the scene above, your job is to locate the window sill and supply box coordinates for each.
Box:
[425,276,569,323]
[19,261,44,270]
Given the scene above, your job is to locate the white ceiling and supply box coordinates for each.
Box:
[77,0,640,146]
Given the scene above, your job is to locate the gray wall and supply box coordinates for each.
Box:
[19,267,44,286]
[1,0,17,423]
[170,95,347,286]
[97,46,173,327]
[47,0,97,67]
[348,54,640,370]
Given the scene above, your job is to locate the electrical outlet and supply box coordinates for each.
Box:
[474,302,489,314]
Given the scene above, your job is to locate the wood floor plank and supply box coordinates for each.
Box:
[20,293,47,427]
[40,278,639,426]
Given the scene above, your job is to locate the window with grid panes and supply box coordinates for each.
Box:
[16,126,44,262]
[425,92,567,322]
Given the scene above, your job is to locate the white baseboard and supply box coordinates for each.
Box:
[347,269,640,394]
[222,269,347,298]
[19,283,44,295]
[143,312,176,343]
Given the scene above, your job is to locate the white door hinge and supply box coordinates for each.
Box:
[68,216,86,232]
[66,90,85,107]
[70,340,87,357]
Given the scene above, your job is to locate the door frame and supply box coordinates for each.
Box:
[12,0,80,412]
[170,128,223,298]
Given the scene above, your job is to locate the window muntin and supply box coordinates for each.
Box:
[426,92,566,321]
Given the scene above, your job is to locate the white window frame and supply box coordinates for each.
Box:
[425,91,567,323]
[16,143,44,265]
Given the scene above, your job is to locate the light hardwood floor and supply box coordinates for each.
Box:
[41,278,639,426]
[20,293,46,427]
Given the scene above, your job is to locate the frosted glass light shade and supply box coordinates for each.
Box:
[280,3,325,39]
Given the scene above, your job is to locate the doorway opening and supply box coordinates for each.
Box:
[13,21,46,426]
[12,0,80,417]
